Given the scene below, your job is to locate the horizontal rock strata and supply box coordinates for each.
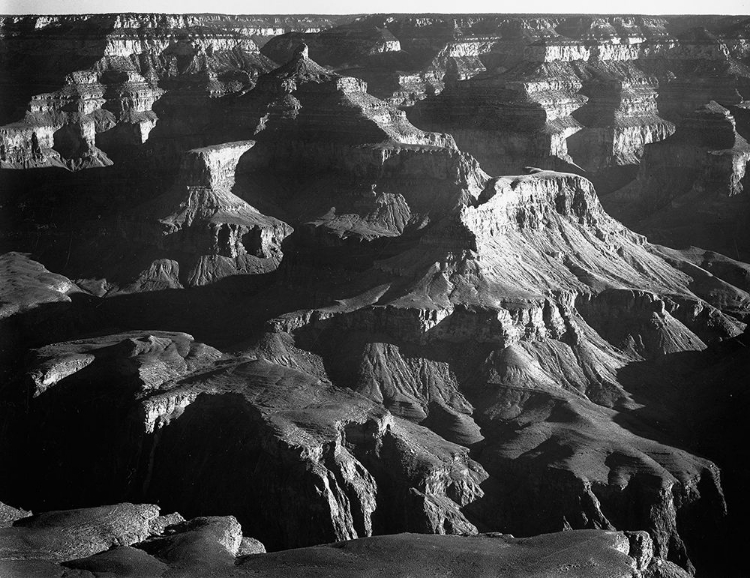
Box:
[117,141,293,289]
[605,101,750,260]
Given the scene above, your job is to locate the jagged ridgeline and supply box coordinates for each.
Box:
[1,13,749,578]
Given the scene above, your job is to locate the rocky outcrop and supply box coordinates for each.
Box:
[138,359,487,549]
[4,14,749,181]
[565,61,675,189]
[213,47,487,250]
[0,253,98,373]
[25,330,222,396]
[653,245,750,294]
[136,515,244,569]
[260,23,402,69]
[260,20,472,109]
[0,66,165,170]
[10,331,224,510]
[116,142,292,289]
[0,503,31,528]
[1,59,161,170]
[0,508,678,578]
[2,48,486,291]
[280,172,743,348]
[0,503,160,562]
[229,43,454,149]
[629,102,750,199]
[0,252,82,320]
[237,530,684,578]
[409,36,682,190]
[0,502,267,578]
[410,61,590,177]
[604,102,750,260]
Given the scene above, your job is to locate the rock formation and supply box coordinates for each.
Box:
[263,15,750,194]
[0,14,353,170]
[218,45,481,254]
[13,329,487,552]
[605,101,750,260]
[410,61,592,177]
[0,506,689,578]
[258,169,743,570]
[6,165,744,570]
[0,252,82,319]
[1,13,750,578]
[0,502,267,577]
[115,141,292,289]
[0,503,163,562]
[404,17,749,191]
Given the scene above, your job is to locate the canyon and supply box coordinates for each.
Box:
[0,12,749,578]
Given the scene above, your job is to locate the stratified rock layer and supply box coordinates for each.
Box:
[4,128,747,576]
[605,102,750,260]
[0,503,160,562]
[213,47,486,257]
[0,502,268,578]
[0,14,353,169]
[267,15,750,191]
[117,141,292,289]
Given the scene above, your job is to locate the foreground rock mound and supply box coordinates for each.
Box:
[0,252,82,320]
[0,502,266,578]
[0,502,684,578]
[0,503,161,562]
[237,531,688,578]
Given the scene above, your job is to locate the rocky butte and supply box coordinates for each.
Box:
[0,12,749,578]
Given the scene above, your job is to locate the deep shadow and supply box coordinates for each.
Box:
[612,330,750,577]
[138,390,358,552]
